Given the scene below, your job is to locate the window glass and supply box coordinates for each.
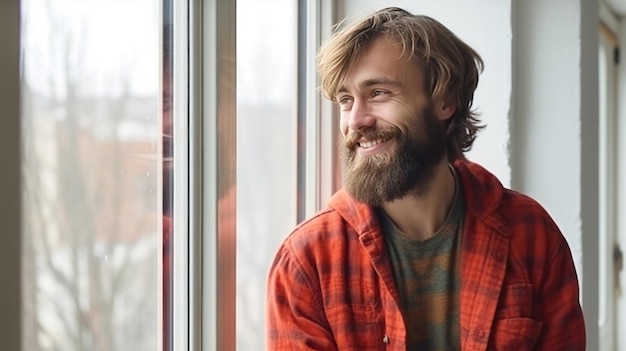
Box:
[236,0,298,349]
[20,0,172,349]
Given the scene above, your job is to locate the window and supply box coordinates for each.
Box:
[235,1,338,348]
[236,0,298,349]
[20,0,338,349]
[21,0,173,349]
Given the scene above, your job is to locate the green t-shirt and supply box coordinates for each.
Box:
[378,173,464,351]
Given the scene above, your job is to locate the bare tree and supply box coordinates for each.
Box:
[22,1,160,350]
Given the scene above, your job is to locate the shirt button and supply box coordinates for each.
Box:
[382,335,389,344]
[476,329,485,339]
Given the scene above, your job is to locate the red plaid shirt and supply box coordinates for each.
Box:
[266,161,585,350]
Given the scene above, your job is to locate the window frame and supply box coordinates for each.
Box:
[171,0,238,349]
[173,0,238,350]
[302,0,341,220]
[175,0,339,350]
[598,4,622,350]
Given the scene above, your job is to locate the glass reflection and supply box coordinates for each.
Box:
[236,0,298,349]
[21,0,169,349]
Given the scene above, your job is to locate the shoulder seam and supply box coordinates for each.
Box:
[282,239,332,328]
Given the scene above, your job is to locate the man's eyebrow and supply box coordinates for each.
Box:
[337,78,404,95]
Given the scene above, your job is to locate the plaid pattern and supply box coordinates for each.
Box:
[266,160,585,350]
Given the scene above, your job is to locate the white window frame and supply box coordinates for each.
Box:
[598,17,618,351]
[598,4,625,351]
[175,0,340,350]
[172,0,238,350]
[303,0,341,219]
[613,10,626,351]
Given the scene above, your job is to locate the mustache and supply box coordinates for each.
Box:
[344,127,400,149]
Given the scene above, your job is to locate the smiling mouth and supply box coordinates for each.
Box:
[358,138,391,149]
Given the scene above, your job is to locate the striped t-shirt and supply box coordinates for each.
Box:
[377,174,464,350]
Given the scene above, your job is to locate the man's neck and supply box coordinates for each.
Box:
[380,159,457,241]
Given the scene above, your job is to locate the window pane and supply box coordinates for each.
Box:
[236,0,298,349]
[20,0,172,350]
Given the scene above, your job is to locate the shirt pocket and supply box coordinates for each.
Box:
[488,318,542,350]
[325,282,384,351]
[326,303,384,351]
[489,283,542,350]
[494,283,534,319]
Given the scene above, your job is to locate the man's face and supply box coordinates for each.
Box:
[336,37,447,205]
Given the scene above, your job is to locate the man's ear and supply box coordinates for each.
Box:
[433,96,456,121]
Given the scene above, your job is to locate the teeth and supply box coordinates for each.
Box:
[359,139,386,149]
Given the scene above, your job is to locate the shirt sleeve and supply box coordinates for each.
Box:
[533,218,586,350]
[266,244,338,351]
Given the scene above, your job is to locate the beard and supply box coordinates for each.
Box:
[341,106,446,206]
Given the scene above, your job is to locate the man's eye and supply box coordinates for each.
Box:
[372,90,386,97]
[338,96,352,105]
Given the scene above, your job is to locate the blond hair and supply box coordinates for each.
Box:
[317,7,484,160]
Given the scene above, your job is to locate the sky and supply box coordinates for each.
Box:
[23,0,297,105]
[22,0,160,98]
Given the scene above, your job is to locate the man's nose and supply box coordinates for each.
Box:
[347,99,375,131]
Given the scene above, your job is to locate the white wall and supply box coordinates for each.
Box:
[512,1,599,349]
[340,0,600,349]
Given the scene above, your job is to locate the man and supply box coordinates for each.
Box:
[266,7,585,351]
